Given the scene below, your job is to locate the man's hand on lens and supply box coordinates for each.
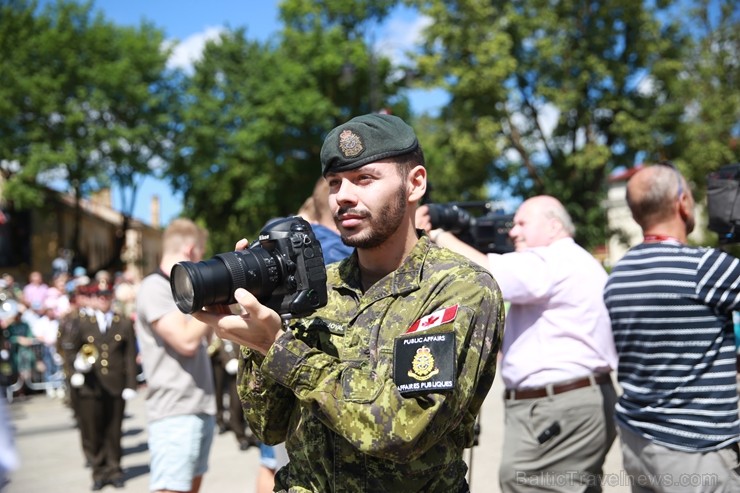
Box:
[193,287,284,356]
[191,238,284,355]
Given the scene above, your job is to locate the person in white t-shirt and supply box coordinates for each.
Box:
[135,219,216,493]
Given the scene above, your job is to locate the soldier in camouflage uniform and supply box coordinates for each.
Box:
[195,113,505,492]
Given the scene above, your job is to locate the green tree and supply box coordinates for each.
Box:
[0,0,173,270]
[675,0,740,197]
[0,0,53,206]
[410,0,689,249]
[95,23,175,270]
[171,0,411,252]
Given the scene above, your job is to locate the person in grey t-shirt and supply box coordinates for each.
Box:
[135,218,216,493]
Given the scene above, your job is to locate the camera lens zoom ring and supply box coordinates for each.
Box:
[217,253,248,294]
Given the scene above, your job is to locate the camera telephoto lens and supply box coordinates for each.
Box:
[170,247,281,314]
[170,216,328,318]
[427,203,472,234]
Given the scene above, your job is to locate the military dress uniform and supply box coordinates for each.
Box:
[57,306,94,465]
[57,309,79,396]
[238,237,505,492]
[72,302,137,489]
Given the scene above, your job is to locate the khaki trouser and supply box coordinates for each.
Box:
[618,424,740,493]
[499,380,618,493]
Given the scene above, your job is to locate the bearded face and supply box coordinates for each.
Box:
[337,182,407,249]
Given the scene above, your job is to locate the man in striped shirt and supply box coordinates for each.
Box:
[604,163,740,492]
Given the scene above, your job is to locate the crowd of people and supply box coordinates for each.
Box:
[0,268,138,399]
[3,112,740,493]
[0,260,265,490]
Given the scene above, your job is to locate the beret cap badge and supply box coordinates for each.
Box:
[320,113,419,175]
[338,129,364,158]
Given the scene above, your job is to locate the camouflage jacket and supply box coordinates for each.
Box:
[238,236,504,493]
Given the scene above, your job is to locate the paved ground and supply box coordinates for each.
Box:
[5,374,630,493]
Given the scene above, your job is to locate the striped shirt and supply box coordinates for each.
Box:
[604,242,740,452]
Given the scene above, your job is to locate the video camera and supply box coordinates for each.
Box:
[707,163,740,244]
[170,216,328,318]
[426,201,514,254]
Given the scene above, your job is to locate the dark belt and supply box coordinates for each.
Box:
[504,372,612,400]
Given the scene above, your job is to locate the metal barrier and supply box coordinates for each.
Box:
[2,341,65,403]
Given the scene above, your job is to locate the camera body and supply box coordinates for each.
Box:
[170,216,328,318]
[707,163,740,244]
[426,202,514,254]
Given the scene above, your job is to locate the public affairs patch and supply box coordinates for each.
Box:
[393,331,456,395]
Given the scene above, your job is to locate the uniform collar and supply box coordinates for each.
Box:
[333,236,430,300]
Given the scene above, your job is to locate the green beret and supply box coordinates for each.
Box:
[320,113,419,176]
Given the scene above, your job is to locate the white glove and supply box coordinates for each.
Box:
[73,354,92,373]
[121,388,137,401]
[225,358,239,375]
[70,372,85,388]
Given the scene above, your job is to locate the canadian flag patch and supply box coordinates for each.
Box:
[406,305,459,333]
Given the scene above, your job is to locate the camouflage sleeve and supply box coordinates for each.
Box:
[237,346,297,445]
[261,269,504,462]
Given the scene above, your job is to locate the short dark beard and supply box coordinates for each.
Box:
[340,183,407,249]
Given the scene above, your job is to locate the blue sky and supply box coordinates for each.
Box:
[93,1,281,42]
[84,0,447,225]
[93,0,280,225]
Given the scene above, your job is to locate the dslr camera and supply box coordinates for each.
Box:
[426,201,515,254]
[707,163,740,244]
[170,216,328,318]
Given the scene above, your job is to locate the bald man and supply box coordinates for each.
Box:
[604,164,740,493]
[418,195,618,493]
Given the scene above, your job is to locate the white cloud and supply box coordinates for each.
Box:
[636,75,655,96]
[375,14,432,65]
[537,103,560,139]
[166,26,225,72]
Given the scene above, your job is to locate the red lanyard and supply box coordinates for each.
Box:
[643,234,682,244]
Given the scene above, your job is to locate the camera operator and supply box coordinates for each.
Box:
[135,219,216,493]
[255,178,355,493]
[604,164,740,491]
[418,195,618,492]
[194,113,505,492]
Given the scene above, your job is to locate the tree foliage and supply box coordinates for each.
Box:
[409,0,692,249]
[2,0,738,264]
[675,0,740,197]
[0,0,172,270]
[169,0,411,251]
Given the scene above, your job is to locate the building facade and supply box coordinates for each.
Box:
[0,188,162,283]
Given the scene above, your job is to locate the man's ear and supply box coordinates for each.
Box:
[408,165,427,203]
[678,191,692,221]
[183,241,196,260]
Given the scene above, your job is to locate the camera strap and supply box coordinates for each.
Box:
[154,268,170,281]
